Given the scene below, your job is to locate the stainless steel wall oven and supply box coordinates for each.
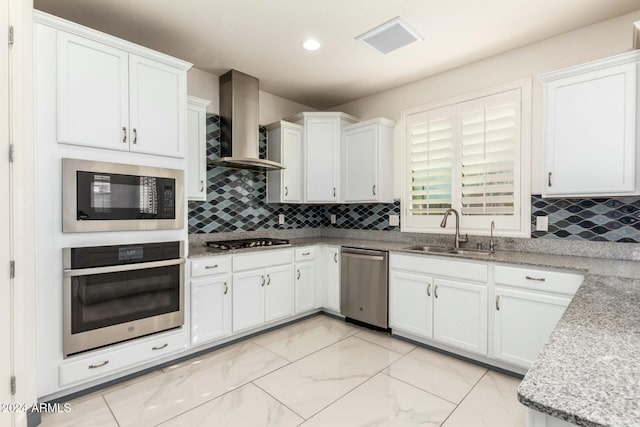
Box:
[63,241,185,357]
[62,158,184,232]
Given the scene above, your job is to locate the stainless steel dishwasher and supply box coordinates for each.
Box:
[340,247,389,329]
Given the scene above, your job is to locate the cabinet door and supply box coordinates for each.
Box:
[187,99,208,201]
[305,118,339,202]
[282,125,304,202]
[389,271,433,339]
[232,270,265,333]
[494,287,570,368]
[325,247,341,312]
[343,124,378,202]
[191,276,231,345]
[57,32,129,150]
[294,262,316,314]
[544,62,637,196]
[433,278,487,356]
[265,265,294,322]
[129,54,186,158]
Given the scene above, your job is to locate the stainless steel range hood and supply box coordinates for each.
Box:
[208,70,284,171]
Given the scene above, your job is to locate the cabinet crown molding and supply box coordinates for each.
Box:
[33,10,192,71]
[538,50,640,82]
[284,111,359,124]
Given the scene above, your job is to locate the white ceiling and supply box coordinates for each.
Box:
[34,0,640,109]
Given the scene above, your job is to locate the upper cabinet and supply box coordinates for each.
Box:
[266,121,304,203]
[342,118,395,203]
[288,112,359,203]
[187,96,211,201]
[541,51,640,197]
[41,11,191,158]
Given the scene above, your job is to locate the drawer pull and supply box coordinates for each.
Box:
[427,283,431,297]
[372,185,376,195]
[224,282,228,295]
[266,274,271,286]
[525,276,546,282]
[133,128,138,144]
[200,180,204,192]
[205,265,219,269]
[297,269,301,280]
[334,253,337,263]
[88,360,109,369]
[285,186,288,196]
[496,295,500,311]
[122,127,127,143]
[261,275,265,287]
[434,285,439,299]
[302,252,310,256]
[152,343,168,351]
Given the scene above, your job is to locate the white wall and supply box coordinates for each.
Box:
[187,68,314,125]
[331,10,640,197]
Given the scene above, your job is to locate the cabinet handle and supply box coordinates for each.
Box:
[434,285,438,298]
[548,172,552,187]
[285,186,288,196]
[334,253,337,263]
[427,283,431,297]
[266,274,271,286]
[496,295,500,311]
[152,343,168,351]
[302,252,310,256]
[88,360,109,369]
[333,187,336,197]
[372,185,376,196]
[200,180,204,192]
[122,127,127,144]
[525,276,546,282]
[297,269,301,280]
[224,282,228,295]
[205,265,218,269]
[261,276,265,287]
[133,128,138,144]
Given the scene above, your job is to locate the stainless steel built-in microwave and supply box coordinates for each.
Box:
[62,158,184,232]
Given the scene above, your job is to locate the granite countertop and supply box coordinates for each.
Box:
[188,235,640,427]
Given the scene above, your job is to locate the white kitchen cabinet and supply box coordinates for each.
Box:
[433,278,487,355]
[324,246,341,313]
[287,112,359,203]
[492,264,581,369]
[187,96,211,201]
[53,18,190,157]
[527,408,576,427]
[295,262,316,314]
[389,270,433,338]
[264,265,295,322]
[191,275,231,345]
[342,118,395,203]
[540,51,640,197]
[231,250,294,333]
[57,31,130,151]
[266,121,304,203]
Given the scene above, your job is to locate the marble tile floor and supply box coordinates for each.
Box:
[41,315,526,427]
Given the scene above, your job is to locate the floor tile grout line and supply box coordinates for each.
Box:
[251,381,307,421]
[377,371,460,407]
[440,370,489,426]
[101,394,122,427]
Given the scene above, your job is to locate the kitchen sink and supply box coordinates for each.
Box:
[404,245,494,257]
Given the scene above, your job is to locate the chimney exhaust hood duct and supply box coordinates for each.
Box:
[208,69,285,171]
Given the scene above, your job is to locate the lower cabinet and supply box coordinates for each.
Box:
[191,275,231,345]
[295,261,316,313]
[527,408,576,427]
[389,271,433,338]
[324,246,341,313]
[233,265,294,333]
[433,278,487,355]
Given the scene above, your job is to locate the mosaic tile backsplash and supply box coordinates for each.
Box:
[187,115,400,234]
[531,195,640,243]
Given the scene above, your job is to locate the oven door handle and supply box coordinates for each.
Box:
[64,258,185,277]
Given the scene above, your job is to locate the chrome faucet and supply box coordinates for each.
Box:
[440,208,468,249]
[489,221,496,253]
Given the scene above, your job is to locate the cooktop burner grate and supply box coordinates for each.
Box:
[205,238,290,251]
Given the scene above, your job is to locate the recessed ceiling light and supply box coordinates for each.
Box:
[302,39,321,51]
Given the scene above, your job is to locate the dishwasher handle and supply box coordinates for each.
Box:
[342,249,386,262]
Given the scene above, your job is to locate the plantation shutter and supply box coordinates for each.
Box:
[406,106,455,215]
[458,90,520,216]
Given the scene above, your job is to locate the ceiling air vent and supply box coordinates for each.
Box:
[356,17,424,54]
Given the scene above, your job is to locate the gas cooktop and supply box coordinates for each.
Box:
[205,238,290,251]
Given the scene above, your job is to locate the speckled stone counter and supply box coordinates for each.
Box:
[189,234,640,426]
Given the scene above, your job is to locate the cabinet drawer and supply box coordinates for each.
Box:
[493,265,583,295]
[191,256,231,277]
[390,253,488,282]
[295,247,316,262]
[233,249,293,272]
[60,332,187,387]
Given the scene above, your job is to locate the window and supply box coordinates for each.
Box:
[402,81,531,237]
